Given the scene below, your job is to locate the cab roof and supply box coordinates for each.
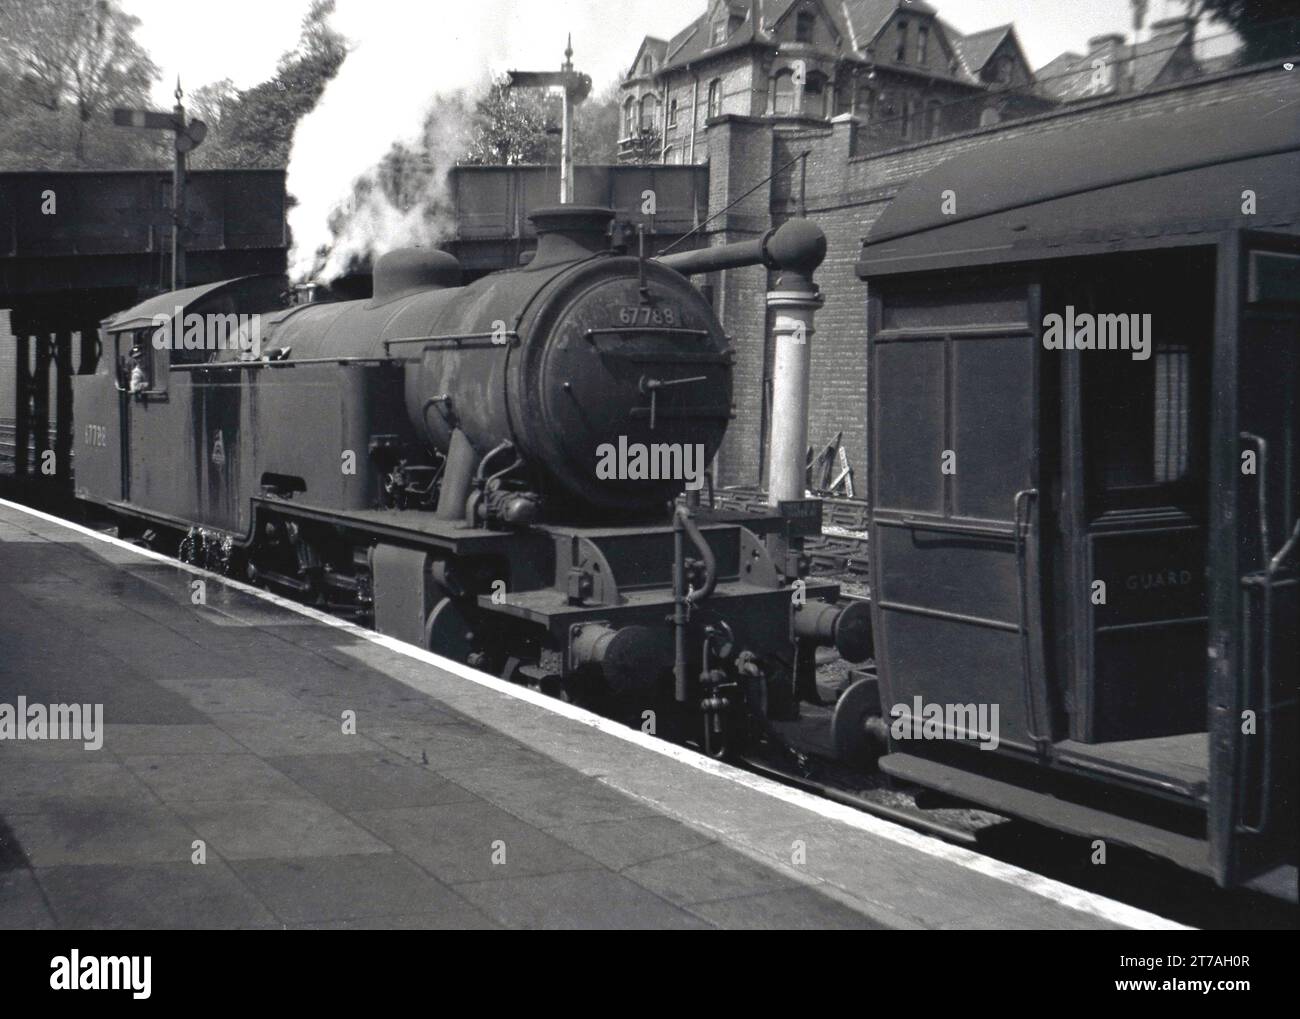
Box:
[103,275,284,332]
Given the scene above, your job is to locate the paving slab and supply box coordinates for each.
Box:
[265,751,478,813]
[227,854,490,927]
[455,869,715,930]
[34,861,276,930]
[122,753,308,804]
[174,799,392,861]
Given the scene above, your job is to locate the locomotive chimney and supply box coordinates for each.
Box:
[528,206,614,267]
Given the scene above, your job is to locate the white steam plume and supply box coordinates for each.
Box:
[286,0,695,282]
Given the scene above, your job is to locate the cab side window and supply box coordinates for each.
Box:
[116,329,167,395]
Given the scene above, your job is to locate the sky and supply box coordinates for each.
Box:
[121,0,1200,107]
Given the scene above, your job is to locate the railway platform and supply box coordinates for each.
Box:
[0,499,1179,930]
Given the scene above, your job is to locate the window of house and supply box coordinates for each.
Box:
[899,98,913,139]
[668,98,678,126]
[876,90,895,129]
[642,55,653,75]
[995,55,1015,84]
[712,19,727,45]
[772,69,796,115]
[895,20,908,62]
[917,24,929,63]
[925,99,942,139]
[857,85,876,120]
[796,10,815,43]
[833,79,853,116]
[639,94,658,132]
[805,72,829,118]
[707,78,722,118]
[623,97,637,136]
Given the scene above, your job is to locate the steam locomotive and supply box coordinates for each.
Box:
[72,205,870,752]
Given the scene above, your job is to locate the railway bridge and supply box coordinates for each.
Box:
[0,168,288,498]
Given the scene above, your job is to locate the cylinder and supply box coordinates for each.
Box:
[766,289,823,505]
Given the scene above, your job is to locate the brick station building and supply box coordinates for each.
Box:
[616,0,1296,492]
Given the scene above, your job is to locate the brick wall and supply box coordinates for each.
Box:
[705,116,773,486]
[706,62,1299,491]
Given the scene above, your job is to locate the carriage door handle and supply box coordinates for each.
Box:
[1013,488,1048,750]
[1240,433,1271,566]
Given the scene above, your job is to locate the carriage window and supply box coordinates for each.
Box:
[1152,346,1191,483]
[1084,341,1197,503]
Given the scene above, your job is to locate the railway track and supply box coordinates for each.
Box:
[0,420,58,468]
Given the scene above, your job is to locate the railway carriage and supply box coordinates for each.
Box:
[847,93,1298,895]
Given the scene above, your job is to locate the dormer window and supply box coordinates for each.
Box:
[712,19,728,46]
[796,10,815,43]
[641,55,653,75]
[917,24,929,63]
[772,69,796,115]
[895,20,907,62]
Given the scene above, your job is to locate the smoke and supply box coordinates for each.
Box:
[285,0,692,282]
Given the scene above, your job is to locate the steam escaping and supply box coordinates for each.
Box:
[286,0,691,282]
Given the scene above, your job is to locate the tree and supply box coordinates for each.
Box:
[1184,0,1300,62]
[0,0,160,166]
[461,76,555,165]
[572,82,622,164]
[460,75,624,166]
[193,0,348,169]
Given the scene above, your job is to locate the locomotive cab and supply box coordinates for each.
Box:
[856,94,1298,895]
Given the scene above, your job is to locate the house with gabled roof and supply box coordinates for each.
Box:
[617,0,1054,163]
[1035,16,1202,103]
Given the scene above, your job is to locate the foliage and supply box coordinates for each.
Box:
[1185,0,1300,62]
[460,75,623,166]
[0,0,162,168]
[192,0,347,169]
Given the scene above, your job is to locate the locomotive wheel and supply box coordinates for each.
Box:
[424,598,474,663]
[831,674,884,765]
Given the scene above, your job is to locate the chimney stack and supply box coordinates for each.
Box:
[1087,32,1127,53]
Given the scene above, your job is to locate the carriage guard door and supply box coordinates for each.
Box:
[1208,230,1299,889]
[867,275,1051,755]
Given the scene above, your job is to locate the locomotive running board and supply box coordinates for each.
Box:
[879,752,1211,876]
